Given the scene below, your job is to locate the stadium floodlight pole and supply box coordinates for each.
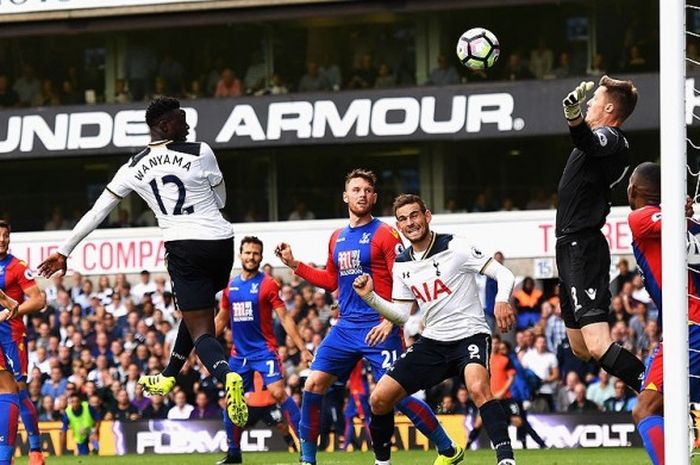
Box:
[660,0,690,463]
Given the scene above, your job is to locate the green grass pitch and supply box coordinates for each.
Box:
[10,449,688,465]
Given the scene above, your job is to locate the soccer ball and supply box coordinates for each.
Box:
[456,27,500,70]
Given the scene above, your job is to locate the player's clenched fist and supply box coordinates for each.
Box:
[274,242,299,270]
[352,273,374,297]
[0,289,19,322]
[494,301,516,333]
[562,80,594,121]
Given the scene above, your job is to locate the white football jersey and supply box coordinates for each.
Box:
[392,233,491,341]
[107,140,234,242]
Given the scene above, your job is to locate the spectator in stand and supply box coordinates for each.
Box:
[521,335,559,412]
[320,53,342,91]
[126,44,157,101]
[374,63,396,88]
[190,391,220,419]
[60,79,82,105]
[603,379,636,412]
[514,277,544,329]
[426,54,460,86]
[40,79,61,106]
[502,53,534,81]
[254,73,289,96]
[167,390,194,419]
[204,57,225,96]
[529,37,554,79]
[42,366,68,398]
[551,51,572,79]
[567,383,599,413]
[157,52,185,97]
[132,270,157,304]
[287,200,316,221]
[39,395,61,421]
[110,389,139,421]
[545,300,567,353]
[185,79,204,100]
[298,62,331,92]
[587,52,607,77]
[610,258,635,297]
[347,53,377,89]
[626,44,649,73]
[555,371,580,412]
[0,74,18,107]
[586,369,616,408]
[113,78,130,104]
[142,394,168,419]
[44,207,71,231]
[609,295,631,325]
[14,64,41,107]
[215,68,243,98]
[244,51,267,94]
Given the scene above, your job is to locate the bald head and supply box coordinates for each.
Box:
[627,162,660,210]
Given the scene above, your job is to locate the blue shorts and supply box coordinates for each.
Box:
[311,324,403,382]
[642,324,700,402]
[0,336,27,383]
[228,352,284,392]
[76,441,90,456]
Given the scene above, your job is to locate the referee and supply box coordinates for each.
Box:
[556,76,644,391]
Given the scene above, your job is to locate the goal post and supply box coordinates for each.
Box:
[660,0,690,464]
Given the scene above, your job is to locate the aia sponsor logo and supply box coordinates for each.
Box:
[410,278,452,303]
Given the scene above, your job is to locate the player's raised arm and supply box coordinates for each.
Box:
[37,187,122,278]
[481,257,516,332]
[352,274,414,325]
[275,241,339,291]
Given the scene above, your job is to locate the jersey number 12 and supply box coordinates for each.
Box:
[149,175,194,215]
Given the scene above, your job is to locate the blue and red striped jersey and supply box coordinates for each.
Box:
[0,254,35,342]
[221,272,284,358]
[296,218,403,328]
[629,205,700,327]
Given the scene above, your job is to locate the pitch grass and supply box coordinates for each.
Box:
[11,448,695,465]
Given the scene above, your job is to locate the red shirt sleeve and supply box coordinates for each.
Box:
[264,277,284,309]
[220,282,230,310]
[6,259,37,302]
[379,224,403,270]
[294,229,340,291]
[629,207,662,240]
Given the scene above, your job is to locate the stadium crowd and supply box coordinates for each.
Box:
[0,21,660,108]
[22,253,648,441]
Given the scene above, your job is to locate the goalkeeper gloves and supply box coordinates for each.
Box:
[562,81,594,121]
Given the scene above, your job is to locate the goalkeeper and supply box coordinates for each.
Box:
[555,76,644,391]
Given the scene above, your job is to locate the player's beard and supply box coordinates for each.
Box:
[349,202,373,218]
[242,262,260,273]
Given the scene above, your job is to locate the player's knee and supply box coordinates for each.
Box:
[0,371,17,393]
[632,391,663,424]
[467,379,491,406]
[369,391,392,415]
[303,373,329,394]
[571,344,593,361]
[511,416,523,428]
